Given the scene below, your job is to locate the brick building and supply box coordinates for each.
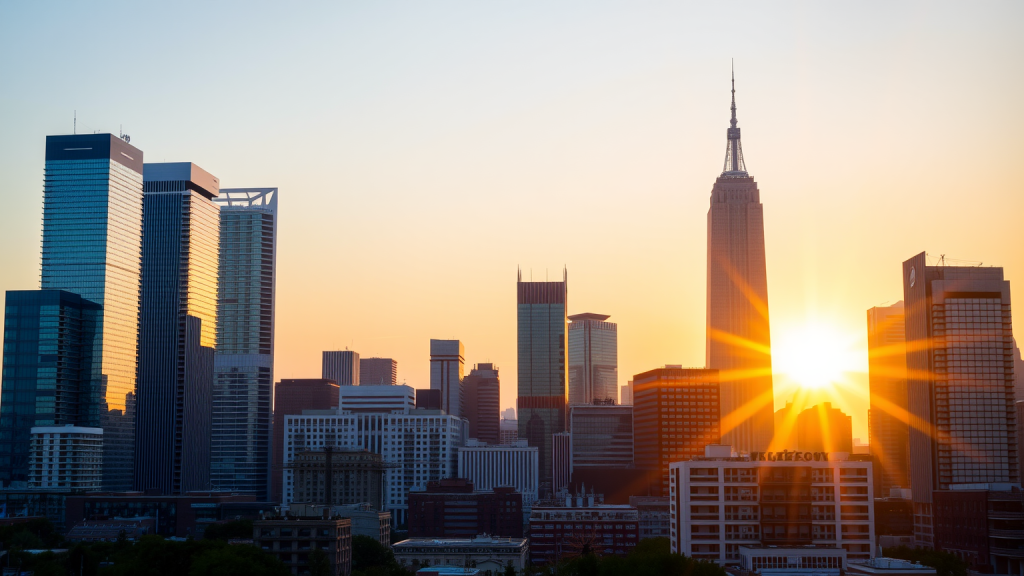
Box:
[407,478,522,538]
[254,510,352,576]
[528,491,639,565]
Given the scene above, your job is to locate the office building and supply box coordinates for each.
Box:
[39,134,145,490]
[499,419,518,445]
[552,431,572,493]
[633,366,720,496]
[430,340,464,417]
[360,357,397,386]
[669,444,876,564]
[0,290,99,488]
[705,74,775,453]
[392,535,529,574]
[407,479,523,538]
[135,162,220,495]
[211,187,278,500]
[631,496,671,540]
[529,493,639,564]
[323,350,360,387]
[339,385,415,414]
[795,403,853,453]
[569,404,633,469]
[902,252,1018,547]
[867,302,910,497]
[517,270,569,485]
[254,512,352,576]
[283,410,465,526]
[415,389,442,410]
[288,448,387,509]
[620,381,633,405]
[567,313,618,405]
[457,439,539,511]
[463,363,500,444]
[272,379,340,502]
[28,425,103,491]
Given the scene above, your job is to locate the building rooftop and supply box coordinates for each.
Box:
[568,313,611,322]
[395,535,527,547]
[848,558,936,574]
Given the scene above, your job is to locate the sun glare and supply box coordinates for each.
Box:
[773,322,862,391]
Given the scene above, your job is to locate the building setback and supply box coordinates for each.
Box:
[211,187,278,500]
[323,351,360,387]
[867,302,910,496]
[272,379,340,502]
[407,478,523,538]
[567,313,618,405]
[359,357,397,386]
[430,340,465,418]
[463,363,500,444]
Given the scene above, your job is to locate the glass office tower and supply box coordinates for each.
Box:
[134,163,220,495]
[0,291,100,487]
[39,134,144,491]
[211,188,278,499]
[567,313,618,405]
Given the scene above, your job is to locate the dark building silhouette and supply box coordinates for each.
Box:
[795,402,853,454]
[272,379,340,502]
[407,478,523,538]
[933,488,1024,575]
[288,448,386,510]
[867,301,910,496]
[415,389,442,410]
[463,363,500,444]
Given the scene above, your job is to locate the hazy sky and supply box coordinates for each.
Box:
[2,1,1022,439]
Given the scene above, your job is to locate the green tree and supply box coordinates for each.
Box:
[309,548,331,576]
[504,561,517,576]
[352,534,396,572]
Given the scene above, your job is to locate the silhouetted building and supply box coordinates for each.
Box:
[135,162,220,495]
[254,511,352,576]
[323,350,360,387]
[633,366,720,496]
[407,479,523,538]
[430,340,464,417]
[774,400,798,448]
[66,492,258,538]
[288,448,386,509]
[568,313,618,404]
[569,404,633,469]
[359,357,397,386]
[568,468,652,505]
[903,253,1018,547]
[415,389,442,410]
[272,379,340,502]
[463,363,500,444]
[517,271,568,486]
[211,187,278,500]
[933,486,1024,575]
[552,432,572,493]
[867,301,910,497]
[795,402,853,454]
[705,73,775,453]
[875,495,913,543]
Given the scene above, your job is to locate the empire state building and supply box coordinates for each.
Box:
[705,71,775,452]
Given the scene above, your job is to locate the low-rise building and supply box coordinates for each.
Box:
[254,511,352,576]
[288,502,391,546]
[630,496,669,540]
[417,568,480,576]
[407,478,522,538]
[65,492,258,538]
[66,517,154,542]
[528,490,639,565]
[393,535,528,574]
[847,557,937,576]
[738,545,846,575]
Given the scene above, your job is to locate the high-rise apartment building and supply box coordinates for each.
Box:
[569,404,633,469]
[463,363,500,444]
[134,162,220,495]
[429,340,464,417]
[903,252,1018,547]
[39,134,145,491]
[323,350,360,386]
[705,73,775,453]
[211,188,277,500]
[568,313,618,405]
[0,290,100,487]
[633,366,720,496]
[28,425,103,491]
[867,301,910,497]
[517,270,568,485]
[359,357,397,386]
[271,379,340,502]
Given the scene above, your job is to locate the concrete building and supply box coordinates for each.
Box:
[738,545,847,575]
[338,385,415,414]
[288,448,387,510]
[705,74,775,454]
[669,444,875,564]
[28,425,103,491]
[463,363,500,444]
[569,404,633,469]
[567,313,618,405]
[867,302,910,498]
[902,253,1018,547]
[359,357,397,386]
[392,535,528,575]
[631,496,670,540]
[529,492,639,565]
[430,340,465,418]
[633,366,720,496]
[499,419,518,445]
[135,162,220,496]
[457,439,539,512]
[66,517,155,542]
[407,479,523,538]
[517,271,568,486]
[272,379,340,502]
[323,350,360,387]
[211,187,278,500]
[254,511,352,576]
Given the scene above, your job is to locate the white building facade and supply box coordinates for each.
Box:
[28,425,103,491]
[338,385,415,414]
[670,445,875,565]
[458,439,539,511]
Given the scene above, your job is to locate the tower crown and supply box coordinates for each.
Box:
[722,62,748,177]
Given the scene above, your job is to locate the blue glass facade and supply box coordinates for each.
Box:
[0,290,99,487]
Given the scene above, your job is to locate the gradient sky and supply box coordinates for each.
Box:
[2,1,1022,440]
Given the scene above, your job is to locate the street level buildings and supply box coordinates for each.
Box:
[360,357,397,386]
[902,252,1018,547]
[669,444,876,564]
[211,187,278,500]
[254,512,352,576]
[135,162,220,495]
[705,75,775,453]
[407,478,523,538]
[430,339,465,418]
[28,425,103,491]
[867,302,910,497]
[463,363,500,444]
[272,379,340,502]
[392,535,529,575]
[457,439,539,513]
[323,351,360,387]
[567,313,618,405]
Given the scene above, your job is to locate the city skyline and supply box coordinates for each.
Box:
[1,3,1023,440]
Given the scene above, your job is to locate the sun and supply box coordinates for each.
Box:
[772,321,861,391]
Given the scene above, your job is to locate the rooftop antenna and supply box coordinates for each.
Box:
[74,111,76,135]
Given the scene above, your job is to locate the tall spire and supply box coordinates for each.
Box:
[722,60,748,176]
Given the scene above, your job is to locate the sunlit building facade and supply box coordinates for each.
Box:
[135,162,220,495]
[568,313,618,405]
[867,302,910,496]
[211,188,278,499]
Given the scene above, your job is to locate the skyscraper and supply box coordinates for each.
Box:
[39,134,145,491]
[134,162,220,495]
[360,357,398,386]
[567,313,618,405]
[705,70,775,453]
[867,301,910,496]
[211,188,278,499]
[903,252,1018,547]
[517,270,568,486]
[323,350,360,386]
[463,363,500,444]
[430,340,464,417]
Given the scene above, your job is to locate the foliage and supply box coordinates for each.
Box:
[351,535,412,576]
[0,517,64,549]
[884,546,969,576]
[540,537,728,576]
[203,519,254,541]
[97,536,290,576]
[309,547,331,576]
